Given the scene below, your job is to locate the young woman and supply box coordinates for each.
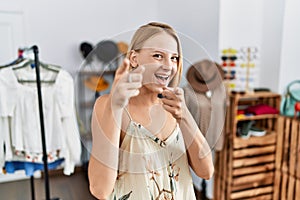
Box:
[88,22,214,200]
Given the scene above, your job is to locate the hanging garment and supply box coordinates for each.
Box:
[105,109,196,200]
[0,65,81,175]
[183,84,226,199]
[183,85,226,151]
[0,116,10,172]
[5,158,64,176]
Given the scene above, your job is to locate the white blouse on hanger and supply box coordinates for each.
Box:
[0,66,81,175]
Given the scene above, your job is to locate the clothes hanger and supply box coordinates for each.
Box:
[1,47,61,84]
[0,48,27,69]
[13,59,60,73]
[0,57,26,69]
[13,59,60,84]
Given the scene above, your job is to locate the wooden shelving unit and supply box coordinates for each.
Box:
[76,69,116,168]
[273,116,300,200]
[76,70,115,134]
[214,92,281,200]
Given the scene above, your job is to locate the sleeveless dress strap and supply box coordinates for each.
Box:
[124,107,167,147]
[124,107,133,121]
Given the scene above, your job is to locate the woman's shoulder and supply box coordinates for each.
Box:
[94,94,109,107]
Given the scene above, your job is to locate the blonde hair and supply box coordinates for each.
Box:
[126,22,183,87]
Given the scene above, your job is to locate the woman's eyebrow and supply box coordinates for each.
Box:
[151,49,178,56]
[143,47,178,55]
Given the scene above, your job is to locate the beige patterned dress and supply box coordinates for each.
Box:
[108,109,196,200]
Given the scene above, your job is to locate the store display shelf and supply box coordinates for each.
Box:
[230,185,273,200]
[233,154,275,168]
[232,163,275,177]
[236,114,278,122]
[214,92,281,200]
[232,184,273,197]
[232,171,274,187]
[233,131,276,149]
[77,68,115,135]
[80,101,95,108]
[78,70,116,76]
[233,144,276,158]
[231,92,281,100]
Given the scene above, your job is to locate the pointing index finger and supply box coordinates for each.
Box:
[130,65,145,75]
[116,58,130,77]
[162,87,176,99]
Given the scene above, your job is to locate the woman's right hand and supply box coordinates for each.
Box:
[110,58,144,109]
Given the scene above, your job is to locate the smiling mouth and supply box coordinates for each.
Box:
[155,74,169,81]
[154,74,170,86]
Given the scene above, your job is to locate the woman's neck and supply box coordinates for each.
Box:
[129,87,161,107]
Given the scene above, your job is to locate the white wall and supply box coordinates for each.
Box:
[0,0,158,75]
[219,0,264,49]
[157,0,220,86]
[0,12,25,63]
[219,0,266,91]
[219,0,300,93]
[278,0,300,93]
[219,0,264,91]
[260,0,286,93]
[0,0,220,83]
[157,0,220,60]
[1,0,299,93]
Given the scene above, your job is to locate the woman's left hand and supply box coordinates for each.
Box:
[160,87,186,121]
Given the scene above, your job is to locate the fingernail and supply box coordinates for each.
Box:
[157,94,165,99]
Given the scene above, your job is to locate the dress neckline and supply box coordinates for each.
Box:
[126,119,179,148]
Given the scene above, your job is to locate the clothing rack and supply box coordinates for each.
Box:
[1,45,80,199]
[31,45,60,200]
[201,179,207,200]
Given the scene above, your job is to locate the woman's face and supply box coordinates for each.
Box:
[131,32,179,93]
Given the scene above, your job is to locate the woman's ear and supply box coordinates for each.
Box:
[129,50,138,68]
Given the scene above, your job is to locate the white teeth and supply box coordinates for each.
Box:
[155,74,169,80]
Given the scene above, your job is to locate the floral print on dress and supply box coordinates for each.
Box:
[119,191,133,200]
[113,190,132,200]
[111,118,196,200]
[145,157,180,200]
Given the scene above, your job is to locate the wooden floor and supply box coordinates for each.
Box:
[0,167,209,200]
[0,168,96,200]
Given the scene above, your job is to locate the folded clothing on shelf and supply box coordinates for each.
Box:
[237,121,267,139]
[237,109,245,115]
[249,126,266,137]
[238,120,255,139]
[245,104,279,115]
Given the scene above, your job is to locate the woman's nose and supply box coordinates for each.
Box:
[162,59,173,70]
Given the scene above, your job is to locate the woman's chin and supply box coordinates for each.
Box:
[144,83,165,94]
[156,87,164,94]
[150,86,164,94]
[155,83,168,93]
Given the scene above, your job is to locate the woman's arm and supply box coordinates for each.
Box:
[88,59,144,199]
[161,87,214,180]
[178,107,214,179]
[88,95,123,199]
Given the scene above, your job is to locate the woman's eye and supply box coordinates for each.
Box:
[171,56,179,62]
[153,54,163,59]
